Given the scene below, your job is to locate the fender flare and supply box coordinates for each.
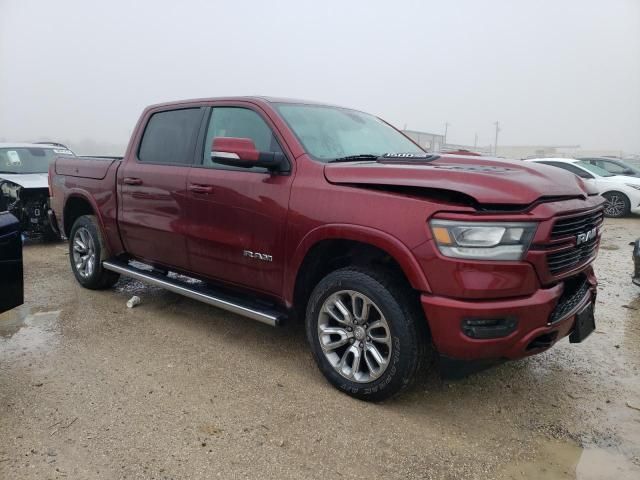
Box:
[63,189,124,254]
[284,224,432,305]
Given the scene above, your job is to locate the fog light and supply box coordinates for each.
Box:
[461,317,518,339]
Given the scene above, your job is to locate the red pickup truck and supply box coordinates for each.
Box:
[50,97,603,400]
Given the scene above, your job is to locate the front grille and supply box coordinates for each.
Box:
[549,275,590,324]
[551,209,604,240]
[547,239,598,274]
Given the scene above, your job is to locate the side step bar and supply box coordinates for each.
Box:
[102,259,286,327]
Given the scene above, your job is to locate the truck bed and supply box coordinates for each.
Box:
[55,155,122,180]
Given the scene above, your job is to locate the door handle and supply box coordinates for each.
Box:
[188,184,213,194]
[124,177,143,185]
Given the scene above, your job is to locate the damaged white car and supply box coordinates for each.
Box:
[0,143,74,239]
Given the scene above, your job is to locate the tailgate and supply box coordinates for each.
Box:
[55,155,119,180]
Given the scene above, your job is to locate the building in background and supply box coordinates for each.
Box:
[401,129,491,156]
[400,129,634,160]
[402,130,445,152]
[441,143,492,156]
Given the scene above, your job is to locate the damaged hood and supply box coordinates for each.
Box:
[0,173,49,189]
[323,155,597,205]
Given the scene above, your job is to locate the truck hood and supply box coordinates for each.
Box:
[323,155,597,206]
[0,173,49,189]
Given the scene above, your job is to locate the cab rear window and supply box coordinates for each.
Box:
[138,108,202,165]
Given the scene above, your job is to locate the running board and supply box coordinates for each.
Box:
[102,259,286,327]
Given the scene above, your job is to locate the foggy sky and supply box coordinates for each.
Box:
[1,0,639,154]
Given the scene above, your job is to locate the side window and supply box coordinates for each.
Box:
[138,108,202,165]
[598,160,626,174]
[542,162,593,179]
[202,107,282,171]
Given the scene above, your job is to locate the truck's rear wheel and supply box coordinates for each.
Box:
[69,215,119,289]
[306,267,426,401]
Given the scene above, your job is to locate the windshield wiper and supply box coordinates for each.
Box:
[327,154,380,163]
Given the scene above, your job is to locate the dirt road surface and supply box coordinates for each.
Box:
[1,218,639,479]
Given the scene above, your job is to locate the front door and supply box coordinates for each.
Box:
[118,107,203,271]
[185,105,293,296]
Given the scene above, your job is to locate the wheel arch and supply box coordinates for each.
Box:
[63,190,125,256]
[601,189,630,199]
[286,225,431,314]
[63,193,97,237]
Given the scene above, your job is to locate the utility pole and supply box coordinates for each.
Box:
[493,121,500,155]
[443,122,450,146]
[474,133,478,149]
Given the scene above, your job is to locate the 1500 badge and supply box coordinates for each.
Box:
[243,250,273,262]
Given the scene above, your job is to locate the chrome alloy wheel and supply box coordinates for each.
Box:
[318,290,392,383]
[603,194,626,217]
[72,227,96,278]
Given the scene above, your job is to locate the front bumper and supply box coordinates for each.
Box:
[421,267,597,361]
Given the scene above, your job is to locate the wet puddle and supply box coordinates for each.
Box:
[0,306,61,359]
[499,438,640,479]
[576,447,640,479]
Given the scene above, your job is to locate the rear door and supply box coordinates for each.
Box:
[185,104,294,296]
[118,107,204,271]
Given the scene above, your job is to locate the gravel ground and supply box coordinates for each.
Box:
[1,218,639,479]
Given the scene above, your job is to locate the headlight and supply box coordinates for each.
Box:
[429,220,538,260]
[625,184,640,191]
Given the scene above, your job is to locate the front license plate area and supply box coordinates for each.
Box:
[569,302,595,343]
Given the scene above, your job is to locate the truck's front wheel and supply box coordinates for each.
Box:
[306,267,426,401]
[69,215,119,290]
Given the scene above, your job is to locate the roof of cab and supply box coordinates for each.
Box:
[146,96,348,110]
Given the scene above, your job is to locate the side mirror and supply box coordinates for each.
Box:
[623,168,634,175]
[211,137,287,172]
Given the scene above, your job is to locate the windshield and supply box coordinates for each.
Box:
[0,147,71,174]
[625,158,640,169]
[275,104,424,161]
[576,160,615,177]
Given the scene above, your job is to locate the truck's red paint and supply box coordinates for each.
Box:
[49,96,604,366]
[324,156,595,205]
[422,266,597,360]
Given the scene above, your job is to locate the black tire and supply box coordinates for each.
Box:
[69,215,119,289]
[305,267,428,401]
[602,191,630,218]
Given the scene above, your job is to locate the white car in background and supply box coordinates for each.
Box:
[525,158,640,218]
[0,142,75,238]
